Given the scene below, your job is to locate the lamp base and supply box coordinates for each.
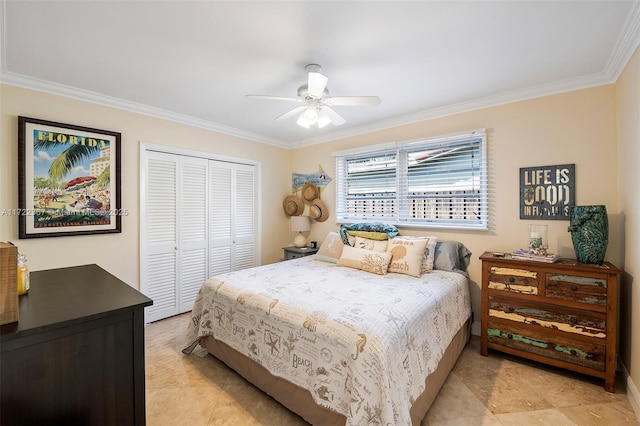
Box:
[293,233,307,248]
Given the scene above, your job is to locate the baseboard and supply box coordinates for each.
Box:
[619,357,640,419]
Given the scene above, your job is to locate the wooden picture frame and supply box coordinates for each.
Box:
[18,116,122,238]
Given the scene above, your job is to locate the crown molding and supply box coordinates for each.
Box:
[0,71,290,149]
[293,1,640,148]
[605,0,640,80]
[3,0,639,151]
[291,70,612,148]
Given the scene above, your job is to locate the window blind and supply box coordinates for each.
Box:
[334,130,487,230]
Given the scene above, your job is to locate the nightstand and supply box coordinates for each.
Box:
[283,246,319,260]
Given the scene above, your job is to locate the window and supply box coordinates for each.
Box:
[334,130,487,230]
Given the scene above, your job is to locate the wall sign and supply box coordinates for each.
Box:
[292,165,332,193]
[520,163,575,220]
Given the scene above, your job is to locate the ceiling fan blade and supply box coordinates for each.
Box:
[308,71,328,98]
[321,106,346,126]
[245,95,302,102]
[275,105,307,121]
[325,96,381,106]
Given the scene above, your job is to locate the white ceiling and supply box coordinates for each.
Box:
[2,1,639,148]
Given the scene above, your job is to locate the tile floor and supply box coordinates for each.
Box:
[145,313,639,425]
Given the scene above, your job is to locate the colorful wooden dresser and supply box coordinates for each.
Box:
[480,252,621,392]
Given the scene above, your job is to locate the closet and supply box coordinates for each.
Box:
[140,145,258,323]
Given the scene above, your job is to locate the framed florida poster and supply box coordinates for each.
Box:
[18,116,122,238]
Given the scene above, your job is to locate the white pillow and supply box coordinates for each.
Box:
[354,236,388,252]
[385,237,429,277]
[423,236,438,273]
[315,232,345,263]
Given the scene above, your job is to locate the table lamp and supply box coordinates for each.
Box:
[291,216,310,248]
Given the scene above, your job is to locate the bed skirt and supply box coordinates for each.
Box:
[200,317,471,425]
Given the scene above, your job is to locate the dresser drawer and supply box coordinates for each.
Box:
[488,295,606,338]
[487,267,539,295]
[545,273,607,306]
[487,321,605,371]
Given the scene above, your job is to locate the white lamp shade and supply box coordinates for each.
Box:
[290,216,310,232]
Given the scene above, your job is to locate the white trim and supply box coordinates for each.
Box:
[619,357,640,420]
[291,72,613,148]
[2,1,638,149]
[331,128,487,157]
[605,0,640,81]
[332,141,397,157]
[0,71,289,149]
[140,141,261,168]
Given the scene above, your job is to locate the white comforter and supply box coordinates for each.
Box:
[183,256,471,426]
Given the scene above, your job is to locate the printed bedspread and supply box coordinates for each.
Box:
[183,256,471,426]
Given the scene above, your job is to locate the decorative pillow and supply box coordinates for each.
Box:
[393,235,437,273]
[423,237,438,273]
[315,232,345,263]
[337,246,392,275]
[385,237,429,277]
[354,236,388,252]
[339,223,399,245]
[339,228,356,246]
[434,241,473,273]
[347,230,389,240]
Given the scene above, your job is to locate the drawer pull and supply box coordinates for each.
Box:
[508,277,515,283]
[507,333,513,339]
[569,317,578,325]
[507,306,515,312]
[571,285,578,291]
[570,349,577,356]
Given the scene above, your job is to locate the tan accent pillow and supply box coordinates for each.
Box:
[385,237,429,277]
[315,232,345,263]
[354,236,388,252]
[337,246,392,275]
[347,230,389,240]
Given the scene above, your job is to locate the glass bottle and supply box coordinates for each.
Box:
[17,253,30,295]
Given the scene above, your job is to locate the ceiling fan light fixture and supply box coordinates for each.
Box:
[317,108,332,128]
[303,107,318,123]
[296,113,312,128]
[247,63,380,129]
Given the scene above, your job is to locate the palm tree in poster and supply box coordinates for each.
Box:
[33,140,102,181]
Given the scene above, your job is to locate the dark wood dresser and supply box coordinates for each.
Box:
[480,252,621,392]
[0,264,153,425]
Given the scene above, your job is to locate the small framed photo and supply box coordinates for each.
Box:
[18,116,122,238]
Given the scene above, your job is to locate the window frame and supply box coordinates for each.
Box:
[334,129,487,230]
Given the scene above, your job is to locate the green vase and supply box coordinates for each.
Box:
[567,205,608,264]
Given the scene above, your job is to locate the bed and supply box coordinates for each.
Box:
[183,237,472,426]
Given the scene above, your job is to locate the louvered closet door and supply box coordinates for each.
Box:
[209,161,256,277]
[143,151,179,322]
[178,156,208,312]
[233,163,256,270]
[143,153,208,322]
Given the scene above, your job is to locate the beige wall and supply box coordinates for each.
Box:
[0,84,292,288]
[616,45,640,395]
[2,79,633,396]
[291,85,621,334]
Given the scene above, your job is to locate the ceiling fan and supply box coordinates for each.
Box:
[246,64,381,128]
